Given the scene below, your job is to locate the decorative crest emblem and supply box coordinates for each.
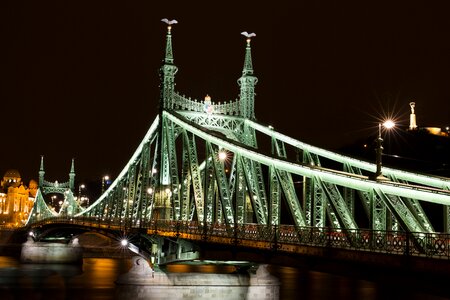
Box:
[203,95,214,114]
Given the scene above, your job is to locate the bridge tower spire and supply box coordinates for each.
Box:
[39,155,45,186]
[69,158,75,192]
[238,32,258,120]
[159,18,179,110]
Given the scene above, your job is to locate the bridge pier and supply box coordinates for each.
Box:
[20,236,83,264]
[116,256,280,300]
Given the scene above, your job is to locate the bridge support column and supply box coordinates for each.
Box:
[116,257,280,300]
[20,236,83,264]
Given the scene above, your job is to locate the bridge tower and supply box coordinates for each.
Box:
[30,156,83,221]
[238,33,258,121]
[38,156,76,194]
[155,19,179,220]
[159,19,178,111]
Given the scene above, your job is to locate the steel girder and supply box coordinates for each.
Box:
[78,117,160,221]
[302,151,329,228]
[349,166,387,231]
[59,190,83,216]
[247,120,450,190]
[348,166,433,232]
[269,137,289,226]
[207,142,234,225]
[316,178,358,230]
[269,166,282,225]
[163,111,450,233]
[270,137,305,227]
[163,118,181,220]
[387,174,434,233]
[203,149,215,224]
[144,139,160,223]
[183,132,204,223]
[303,151,357,230]
[66,110,450,237]
[240,123,269,224]
[179,112,243,141]
[240,156,268,224]
[132,141,152,227]
[180,136,192,221]
[28,189,58,223]
[125,164,137,226]
[179,112,269,224]
[233,154,247,224]
[374,188,424,233]
[343,163,355,216]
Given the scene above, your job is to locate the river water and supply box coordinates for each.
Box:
[1,255,450,300]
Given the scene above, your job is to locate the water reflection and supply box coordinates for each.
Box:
[268,265,377,300]
[69,258,131,289]
[268,264,450,300]
[0,257,130,300]
[164,263,238,274]
[1,256,450,300]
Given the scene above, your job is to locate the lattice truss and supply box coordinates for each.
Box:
[73,109,450,234]
[27,188,83,224]
[73,20,450,235]
[27,157,84,223]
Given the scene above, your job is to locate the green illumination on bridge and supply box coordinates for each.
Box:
[27,18,450,257]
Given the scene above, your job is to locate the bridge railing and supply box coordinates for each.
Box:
[149,220,450,260]
[27,217,450,260]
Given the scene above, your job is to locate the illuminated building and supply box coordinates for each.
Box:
[343,102,450,177]
[0,169,36,226]
[409,102,449,137]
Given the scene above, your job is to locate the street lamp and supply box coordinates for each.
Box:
[78,184,85,201]
[218,149,227,161]
[374,120,395,179]
[102,175,110,193]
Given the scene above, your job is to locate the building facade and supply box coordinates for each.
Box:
[0,169,36,226]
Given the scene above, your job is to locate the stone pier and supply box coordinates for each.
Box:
[20,237,83,264]
[116,256,280,299]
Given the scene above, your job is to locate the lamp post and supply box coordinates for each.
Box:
[78,184,89,206]
[374,120,395,179]
[218,149,227,161]
[102,175,109,193]
[78,184,85,203]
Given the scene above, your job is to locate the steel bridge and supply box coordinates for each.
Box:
[25,20,450,269]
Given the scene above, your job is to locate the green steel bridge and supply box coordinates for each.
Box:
[24,20,450,270]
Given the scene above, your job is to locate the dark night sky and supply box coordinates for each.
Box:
[1,1,449,185]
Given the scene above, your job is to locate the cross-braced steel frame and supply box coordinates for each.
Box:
[28,20,450,241]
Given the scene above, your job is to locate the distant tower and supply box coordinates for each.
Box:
[409,102,418,130]
[39,155,45,186]
[38,156,76,194]
[69,158,75,191]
